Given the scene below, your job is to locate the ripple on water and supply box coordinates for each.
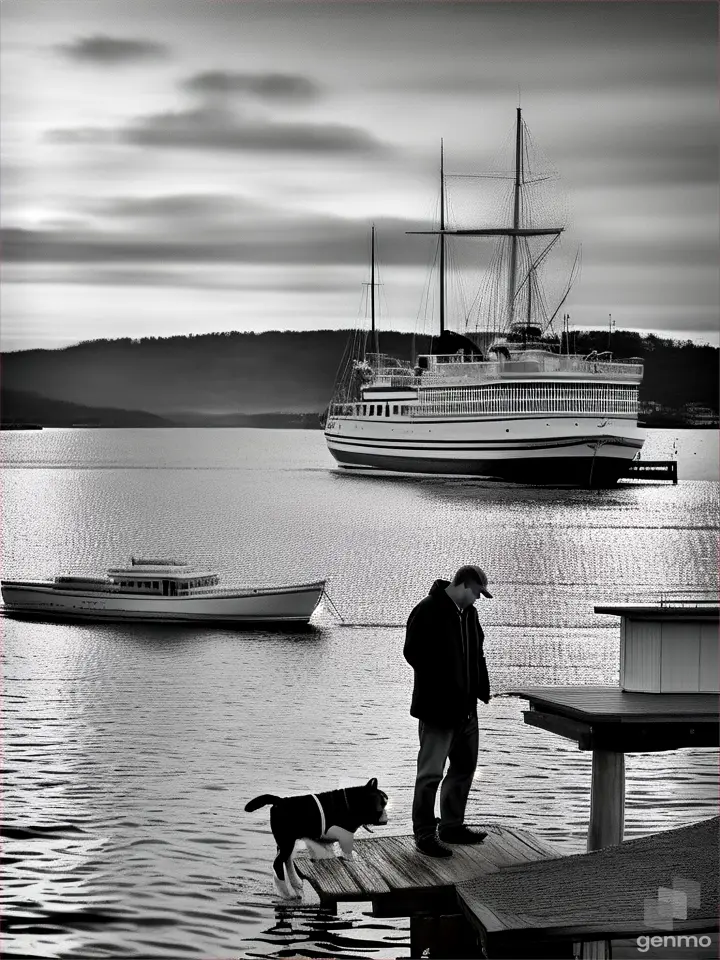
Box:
[2,429,717,957]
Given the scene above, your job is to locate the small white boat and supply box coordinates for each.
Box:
[1,558,327,626]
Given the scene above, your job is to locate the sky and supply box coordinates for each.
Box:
[1,0,718,351]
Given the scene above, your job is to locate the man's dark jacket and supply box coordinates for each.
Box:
[404,579,490,727]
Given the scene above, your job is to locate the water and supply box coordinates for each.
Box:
[2,428,718,959]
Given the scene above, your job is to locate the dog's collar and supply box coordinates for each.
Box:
[313,788,376,836]
[310,794,326,836]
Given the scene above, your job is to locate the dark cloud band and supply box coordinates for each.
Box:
[48,105,388,156]
[183,70,319,101]
[56,34,169,64]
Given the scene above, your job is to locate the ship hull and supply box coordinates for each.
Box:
[325,415,645,487]
[0,581,326,625]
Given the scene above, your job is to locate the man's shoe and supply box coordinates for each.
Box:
[438,825,488,844]
[414,834,453,858]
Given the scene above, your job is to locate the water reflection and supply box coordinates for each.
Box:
[2,429,717,958]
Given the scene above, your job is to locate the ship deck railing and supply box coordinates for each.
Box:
[368,355,643,387]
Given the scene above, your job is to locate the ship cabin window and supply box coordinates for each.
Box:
[368,405,374,416]
[385,405,390,417]
[393,405,398,415]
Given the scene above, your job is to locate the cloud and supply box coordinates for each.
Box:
[92,193,267,222]
[5,204,716,285]
[560,117,719,188]
[56,34,169,64]
[49,104,388,156]
[0,207,430,269]
[46,127,118,146]
[183,70,320,102]
[2,263,356,295]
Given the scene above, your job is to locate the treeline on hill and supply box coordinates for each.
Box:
[562,330,718,411]
[0,329,716,427]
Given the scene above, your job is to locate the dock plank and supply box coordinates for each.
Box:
[457,817,718,950]
[509,686,719,724]
[491,825,558,864]
[295,823,558,907]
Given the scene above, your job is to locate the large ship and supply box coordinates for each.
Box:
[324,109,645,487]
[1,559,327,626]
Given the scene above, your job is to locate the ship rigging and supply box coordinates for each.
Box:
[324,109,645,487]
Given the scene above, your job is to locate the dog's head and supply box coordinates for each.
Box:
[353,777,388,827]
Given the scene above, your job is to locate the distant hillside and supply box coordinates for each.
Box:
[1,329,717,427]
[0,331,431,418]
[0,388,173,427]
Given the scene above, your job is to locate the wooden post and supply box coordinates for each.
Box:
[580,940,611,959]
[587,750,625,852]
[583,750,625,960]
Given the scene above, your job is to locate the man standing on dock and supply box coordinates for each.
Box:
[404,565,492,858]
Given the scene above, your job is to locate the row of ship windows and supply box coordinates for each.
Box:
[341,401,637,418]
[359,404,401,417]
[118,579,211,589]
[118,580,162,588]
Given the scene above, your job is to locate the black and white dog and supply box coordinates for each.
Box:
[245,778,389,898]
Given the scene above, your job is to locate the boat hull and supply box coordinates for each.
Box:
[325,415,645,487]
[0,581,326,626]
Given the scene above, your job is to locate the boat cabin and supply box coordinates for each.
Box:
[106,561,220,597]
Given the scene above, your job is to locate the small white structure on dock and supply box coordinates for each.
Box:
[595,603,719,694]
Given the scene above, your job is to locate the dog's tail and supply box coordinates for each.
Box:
[244,794,282,812]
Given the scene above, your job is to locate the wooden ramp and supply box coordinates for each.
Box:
[295,822,558,916]
[456,817,718,958]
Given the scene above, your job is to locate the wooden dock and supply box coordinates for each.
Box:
[511,686,719,753]
[509,686,719,853]
[622,460,677,483]
[295,823,559,957]
[295,822,557,912]
[457,817,718,959]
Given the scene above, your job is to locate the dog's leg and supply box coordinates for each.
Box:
[285,854,304,895]
[324,825,357,860]
[272,841,299,899]
[337,833,355,859]
[303,837,337,860]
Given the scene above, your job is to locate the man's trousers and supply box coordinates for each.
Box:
[411,714,479,840]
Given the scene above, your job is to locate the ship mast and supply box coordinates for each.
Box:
[407,111,564,338]
[508,106,522,329]
[439,140,446,336]
[371,223,379,355]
